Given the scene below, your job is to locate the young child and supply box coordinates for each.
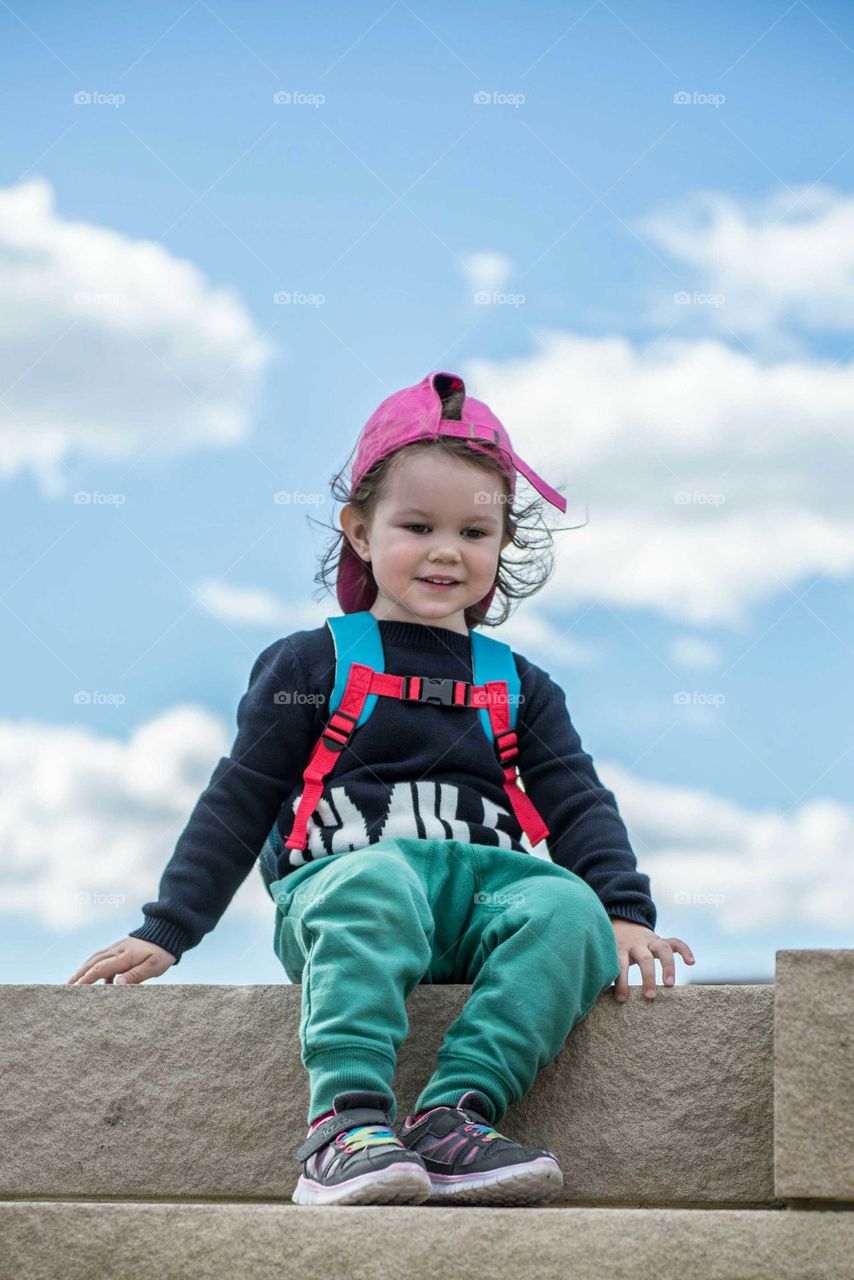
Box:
[67,371,695,1208]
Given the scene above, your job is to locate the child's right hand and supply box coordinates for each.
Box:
[66,937,176,985]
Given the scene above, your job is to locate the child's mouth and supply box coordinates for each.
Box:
[417,577,459,590]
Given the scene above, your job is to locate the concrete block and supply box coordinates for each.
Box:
[1,1202,851,1280]
[775,949,854,1201]
[0,982,774,1205]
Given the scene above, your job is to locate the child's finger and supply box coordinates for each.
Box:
[666,937,695,965]
[612,956,630,1002]
[66,951,106,983]
[69,954,122,985]
[647,936,677,986]
[633,946,658,998]
[115,965,145,985]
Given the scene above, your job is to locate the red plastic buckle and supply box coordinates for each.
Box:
[321,708,358,752]
[403,676,470,707]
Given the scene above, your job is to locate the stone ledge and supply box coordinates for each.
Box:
[1,982,774,1205]
[0,1202,851,1280]
[775,949,854,1201]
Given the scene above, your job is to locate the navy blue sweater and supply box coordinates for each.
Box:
[129,618,657,963]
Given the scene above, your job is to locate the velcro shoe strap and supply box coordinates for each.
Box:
[294,1106,390,1163]
[405,1107,461,1142]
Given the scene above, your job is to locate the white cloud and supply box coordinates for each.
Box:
[461,250,513,296]
[0,177,276,496]
[495,607,596,667]
[2,709,850,939]
[602,760,854,932]
[194,580,289,627]
[464,333,854,624]
[637,184,854,338]
[667,635,722,669]
[193,581,333,631]
[0,707,248,930]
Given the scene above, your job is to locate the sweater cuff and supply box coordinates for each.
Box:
[127,918,192,965]
[605,906,657,930]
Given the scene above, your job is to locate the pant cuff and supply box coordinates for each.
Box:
[302,1045,397,1124]
[413,1055,513,1124]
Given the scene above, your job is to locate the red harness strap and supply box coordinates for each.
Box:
[284,662,550,853]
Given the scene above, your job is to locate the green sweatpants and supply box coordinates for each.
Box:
[265,836,622,1126]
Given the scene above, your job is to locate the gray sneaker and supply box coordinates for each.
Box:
[399,1089,563,1205]
[292,1089,433,1206]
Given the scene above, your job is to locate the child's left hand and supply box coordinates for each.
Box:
[608,917,695,1001]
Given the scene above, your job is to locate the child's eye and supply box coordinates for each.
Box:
[404,524,487,539]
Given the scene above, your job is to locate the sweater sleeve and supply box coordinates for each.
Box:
[127,637,313,964]
[513,653,657,931]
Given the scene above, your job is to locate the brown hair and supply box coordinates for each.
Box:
[310,429,579,629]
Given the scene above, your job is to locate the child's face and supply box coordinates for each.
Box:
[340,448,512,634]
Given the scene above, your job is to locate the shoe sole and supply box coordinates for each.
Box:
[293,1161,433,1206]
[426,1156,563,1206]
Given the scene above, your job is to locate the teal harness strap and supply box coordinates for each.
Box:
[470,626,519,740]
[326,611,384,729]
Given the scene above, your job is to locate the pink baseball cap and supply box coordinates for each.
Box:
[337,371,567,620]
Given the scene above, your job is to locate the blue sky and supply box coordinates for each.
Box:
[2,0,853,987]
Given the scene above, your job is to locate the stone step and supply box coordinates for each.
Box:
[1,1202,852,1280]
[3,950,851,1210]
[1,981,774,1205]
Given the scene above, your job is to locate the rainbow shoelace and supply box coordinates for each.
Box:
[462,1120,506,1142]
[334,1123,403,1155]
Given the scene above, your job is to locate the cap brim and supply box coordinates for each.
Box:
[512,454,567,513]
